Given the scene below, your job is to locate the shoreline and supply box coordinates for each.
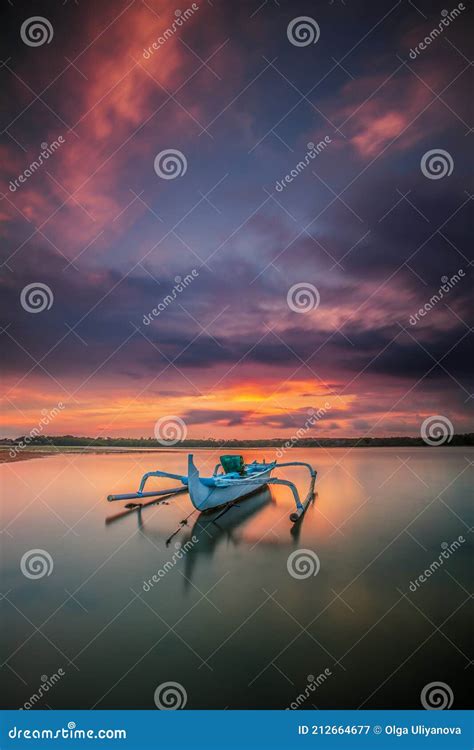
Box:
[1,442,472,465]
[0,446,176,464]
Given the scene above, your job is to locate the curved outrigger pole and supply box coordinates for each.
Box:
[137,469,187,493]
[271,461,317,522]
[107,468,187,502]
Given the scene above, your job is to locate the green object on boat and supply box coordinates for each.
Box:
[220,455,245,474]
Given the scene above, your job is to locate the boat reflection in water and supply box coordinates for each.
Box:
[180,488,318,586]
[180,487,274,586]
[106,483,317,589]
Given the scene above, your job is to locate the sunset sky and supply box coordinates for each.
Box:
[1,0,472,439]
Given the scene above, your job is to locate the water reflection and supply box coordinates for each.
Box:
[106,486,280,587]
[105,482,319,588]
[180,488,274,586]
[2,448,471,710]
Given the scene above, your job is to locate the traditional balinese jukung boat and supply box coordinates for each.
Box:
[108,454,317,523]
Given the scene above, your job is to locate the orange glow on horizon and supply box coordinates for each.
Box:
[1,376,360,439]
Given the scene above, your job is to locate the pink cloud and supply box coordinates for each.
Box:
[332,67,450,158]
[1,1,223,259]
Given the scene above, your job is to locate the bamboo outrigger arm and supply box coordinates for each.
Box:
[273,461,317,521]
[107,469,187,502]
[268,474,316,522]
[266,477,305,514]
[137,469,186,494]
[275,461,317,478]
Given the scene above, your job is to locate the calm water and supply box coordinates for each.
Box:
[1,448,472,709]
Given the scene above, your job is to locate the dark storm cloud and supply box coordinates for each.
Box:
[181,409,247,427]
[1,241,472,393]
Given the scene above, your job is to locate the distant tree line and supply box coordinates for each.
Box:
[1,434,473,448]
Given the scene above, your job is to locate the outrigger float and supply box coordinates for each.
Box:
[107,454,317,523]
